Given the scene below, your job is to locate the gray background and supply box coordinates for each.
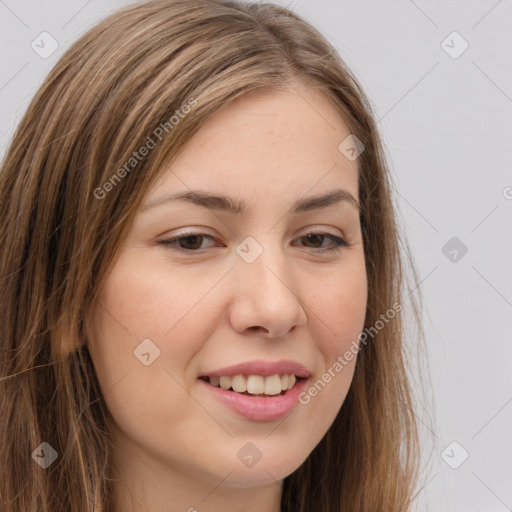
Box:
[1,1,511,510]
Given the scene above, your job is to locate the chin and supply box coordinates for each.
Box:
[210,448,307,488]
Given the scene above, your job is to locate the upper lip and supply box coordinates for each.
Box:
[199,359,311,379]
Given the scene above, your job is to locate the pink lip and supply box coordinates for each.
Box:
[198,376,309,421]
[198,359,311,378]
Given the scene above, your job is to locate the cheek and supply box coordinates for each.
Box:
[94,253,216,349]
[85,258,208,449]
[86,253,222,407]
[298,260,366,412]
[296,268,367,445]
[311,261,368,354]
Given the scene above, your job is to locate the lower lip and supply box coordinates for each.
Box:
[198,377,308,421]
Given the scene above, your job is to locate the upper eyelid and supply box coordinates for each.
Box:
[160,227,346,242]
[161,224,347,237]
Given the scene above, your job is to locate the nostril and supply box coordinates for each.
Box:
[248,326,267,333]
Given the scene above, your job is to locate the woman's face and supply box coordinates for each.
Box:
[86,85,367,493]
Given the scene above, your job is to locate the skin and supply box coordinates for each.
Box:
[86,84,368,512]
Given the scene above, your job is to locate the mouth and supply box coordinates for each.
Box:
[197,365,310,421]
[198,374,305,398]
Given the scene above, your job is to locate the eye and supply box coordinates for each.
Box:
[293,232,349,252]
[158,232,217,252]
[157,230,349,253]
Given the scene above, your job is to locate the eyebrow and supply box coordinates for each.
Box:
[141,188,360,214]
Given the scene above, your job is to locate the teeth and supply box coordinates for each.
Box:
[219,376,231,390]
[231,374,247,393]
[247,375,265,394]
[264,374,282,395]
[207,374,299,395]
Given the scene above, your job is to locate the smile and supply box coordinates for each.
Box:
[198,375,309,421]
[200,374,301,397]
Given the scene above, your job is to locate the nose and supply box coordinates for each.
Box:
[228,243,307,338]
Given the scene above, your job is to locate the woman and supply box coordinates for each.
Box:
[0,0,424,510]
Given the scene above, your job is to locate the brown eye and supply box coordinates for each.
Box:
[158,231,348,254]
[294,232,348,252]
[158,233,216,252]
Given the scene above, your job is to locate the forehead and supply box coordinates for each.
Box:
[148,86,360,205]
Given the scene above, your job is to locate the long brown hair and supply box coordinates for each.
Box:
[0,0,426,510]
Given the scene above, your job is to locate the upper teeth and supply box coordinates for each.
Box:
[208,374,297,395]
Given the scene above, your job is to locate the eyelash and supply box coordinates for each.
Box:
[158,230,349,254]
